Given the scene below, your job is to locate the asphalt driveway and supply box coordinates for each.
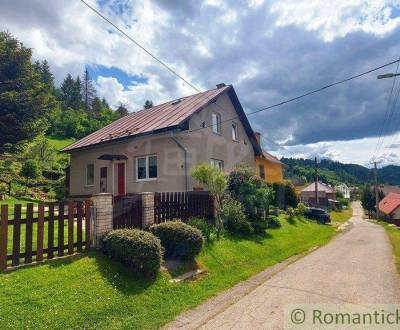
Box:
[167,202,400,329]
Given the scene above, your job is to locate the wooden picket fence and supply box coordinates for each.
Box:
[154,191,214,224]
[0,201,91,271]
[113,194,143,229]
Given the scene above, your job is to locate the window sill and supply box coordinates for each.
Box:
[136,178,158,183]
[84,185,94,188]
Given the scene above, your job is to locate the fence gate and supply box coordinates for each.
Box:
[154,191,214,224]
[113,194,143,229]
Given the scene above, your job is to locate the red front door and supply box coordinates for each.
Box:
[117,163,125,195]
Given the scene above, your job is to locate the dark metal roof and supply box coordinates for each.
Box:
[62,85,262,155]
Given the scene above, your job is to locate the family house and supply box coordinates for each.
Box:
[254,132,284,183]
[336,183,351,199]
[300,182,336,208]
[379,192,400,221]
[62,84,262,197]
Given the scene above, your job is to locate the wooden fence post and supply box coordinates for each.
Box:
[0,205,8,271]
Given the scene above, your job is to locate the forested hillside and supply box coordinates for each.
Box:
[0,31,133,201]
[282,157,400,186]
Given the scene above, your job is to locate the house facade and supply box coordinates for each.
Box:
[336,183,351,199]
[62,84,261,197]
[300,182,336,208]
[379,192,400,221]
[254,133,284,183]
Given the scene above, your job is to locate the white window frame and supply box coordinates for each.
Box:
[85,163,94,186]
[136,154,158,182]
[212,112,222,135]
[210,158,224,170]
[231,122,239,141]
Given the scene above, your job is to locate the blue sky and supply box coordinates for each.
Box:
[1,0,400,166]
[88,65,147,89]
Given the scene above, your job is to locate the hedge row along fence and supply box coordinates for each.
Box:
[0,201,91,271]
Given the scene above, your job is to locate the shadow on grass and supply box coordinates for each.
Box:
[286,217,297,226]
[90,252,157,294]
[223,230,273,244]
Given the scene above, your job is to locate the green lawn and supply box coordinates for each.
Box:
[0,197,38,206]
[0,216,336,329]
[330,206,353,225]
[6,221,79,257]
[379,221,400,274]
[46,136,75,151]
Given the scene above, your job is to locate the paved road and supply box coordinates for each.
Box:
[169,202,400,329]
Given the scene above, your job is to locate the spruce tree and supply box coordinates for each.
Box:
[60,74,83,110]
[0,32,55,150]
[81,68,96,113]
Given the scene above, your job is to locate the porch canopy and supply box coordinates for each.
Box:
[97,154,128,161]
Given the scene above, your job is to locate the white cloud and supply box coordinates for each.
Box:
[1,0,400,165]
[276,133,400,166]
[270,0,400,42]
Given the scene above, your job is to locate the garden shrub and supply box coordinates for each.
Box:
[227,164,254,195]
[271,181,299,209]
[266,215,281,228]
[100,229,162,277]
[294,202,308,217]
[221,198,253,235]
[249,216,268,234]
[286,207,296,223]
[187,217,213,242]
[150,221,204,260]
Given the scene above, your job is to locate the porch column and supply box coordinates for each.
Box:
[92,193,113,247]
[141,192,155,229]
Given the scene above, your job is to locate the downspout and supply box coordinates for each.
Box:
[171,134,188,191]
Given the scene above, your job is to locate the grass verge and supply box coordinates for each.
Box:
[378,221,400,274]
[330,206,353,226]
[0,215,336,329]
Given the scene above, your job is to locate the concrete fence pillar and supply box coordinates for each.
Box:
[141,192,154,229]
[92,193,113,247]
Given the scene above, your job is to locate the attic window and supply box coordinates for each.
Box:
[171,99,181,105]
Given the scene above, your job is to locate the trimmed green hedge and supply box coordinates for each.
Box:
[150,221,204,260]
[100,229,162,277]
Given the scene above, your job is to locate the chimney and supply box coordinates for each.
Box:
[216,83,226,89]
[255,132,261,145]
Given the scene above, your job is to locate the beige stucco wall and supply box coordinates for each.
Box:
[68,91,255,196]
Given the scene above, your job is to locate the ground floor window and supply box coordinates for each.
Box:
[136,155,157,181]
[210,158,224,170]
[86,163,94,186]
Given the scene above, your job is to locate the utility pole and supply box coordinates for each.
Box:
[315,157,319,208]
[374,161,380,219]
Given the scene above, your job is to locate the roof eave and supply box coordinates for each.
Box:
[61,124,182,153]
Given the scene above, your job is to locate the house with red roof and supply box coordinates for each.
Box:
[62,84,262,197]
[379,193,400,220]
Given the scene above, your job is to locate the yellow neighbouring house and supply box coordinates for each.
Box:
[254,133,284,183]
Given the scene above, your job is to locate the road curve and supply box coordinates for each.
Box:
[169,202,400,329]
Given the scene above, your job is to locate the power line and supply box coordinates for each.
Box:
[370,57,400,161]
[80,0,400,143]
[78,0,200,92]
[375,81,400,161]
[189,59,400,133]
